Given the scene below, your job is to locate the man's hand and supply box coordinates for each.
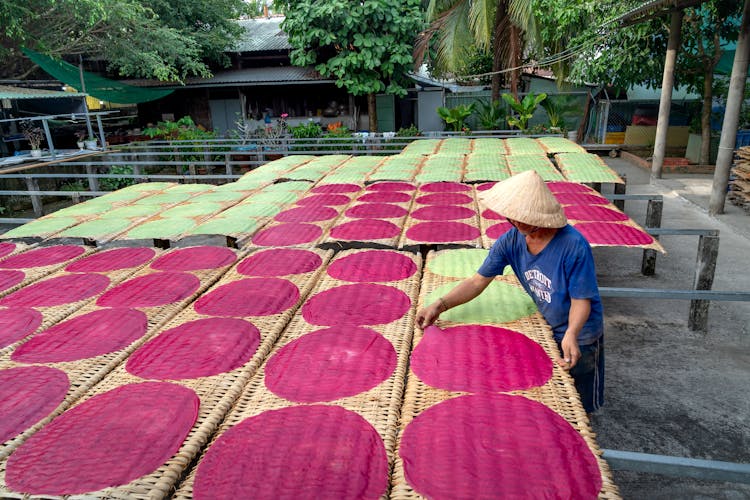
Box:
[557,331,581,371]
[416,301,443,329]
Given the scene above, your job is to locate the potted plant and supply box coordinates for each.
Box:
[74,130,86,150]
[84,135,98,150]
[501,92,547,133]
[21,121,44,157]
[437,104,476,132]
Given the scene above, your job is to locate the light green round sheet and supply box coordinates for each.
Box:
[60,218,132,238]
[2,217,77,237]
[244,191,299,206]
[428,249,514,278]
[125,217,196,239]
[426,280,536,323]
[188,217,258,235]
[100,205,158,219]
[137,192,193,205]
[53,201,113,217]
[259,181,312,192]
[223,203,281,218]
[161,202,223,218]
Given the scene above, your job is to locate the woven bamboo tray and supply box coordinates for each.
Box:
[320,190,415,250]
[0,247,235,467]
[399,186,482,249]
[389,249,621,499]
[0,245,96,300]
[0,247,163,359]
[536,137,587,154]
[367,156,423,183]
[171,249,422,499]
[0,248,333,499]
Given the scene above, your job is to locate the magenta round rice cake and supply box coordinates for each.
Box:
[295,193,351,206]
[546,181,593,193]
[0,307,43,348]
[0,366,68,443]
[329,219,401,241]
[366,181,415,192]
[564,204,629,222]
[574,221,654,246]
[194,277,299,317]
[327,250,417,282]
[11,308,148,363]
[96,272,199,308]
[411,205,476,221]
[419,182,471,193]
[411,325,552,392]
[150,246,236,271]
[311,183,361,194]
[274,206,339,223]
[5,382,198,496]
[65,247,155,273]
[476,182,497,191]
[553,192,609,205]
[237,248,322,276]
[405,221,481,243]
[357,191,412,203]
[0,269,25,293]
[399,393,602,499]
[415,193,473,205]
[0,245,85,269]
[486,221,513,240]
[126,318,260,379]
[0,273,110,308]
[265,326,397,402]
[252,223,323,247]
[302,283,410,326]
[192,405,387,500]
[344,203,408,219]
[0,242,16,259]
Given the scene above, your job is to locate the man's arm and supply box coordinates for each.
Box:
[558,297,591,370]
[416,273,494,328]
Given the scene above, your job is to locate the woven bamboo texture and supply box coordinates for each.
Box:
[0,247,163,359]
[505,137,548,156]
[399,186,482,249]
[479,206,510,249]
[463,153,510,183]
[0,247,234,470]
[172,249,422,499]
[0,245,95,300]
[389,249,621,499]
[470,138,506,156]
[321,189,415,249]
[556,153,625,184]
[0,242,34,260]
[537,137,587,154]
[280,155,351,182]
[367,155,424,182]
[729,147,750,212]
[241,191,357,249]
[0,248,334,500]
[414,155,465,183]
[507,154,566,180]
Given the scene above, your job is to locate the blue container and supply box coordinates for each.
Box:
[736,130,750,149]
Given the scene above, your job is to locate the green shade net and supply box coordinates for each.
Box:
[427,281,537,324]
[23,48,173,104]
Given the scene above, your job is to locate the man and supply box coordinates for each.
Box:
[416,170,604,413]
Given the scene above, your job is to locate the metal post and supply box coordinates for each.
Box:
[652,10,683,180]
[689,234,720,332]
[40,118,55,157]
[641,198,663,275]
[225,153,233,177]
[95,115,106,149]
[188,164,197,183]
[709,0,750,214]
[24,177,43,217]
[614,174,627,211]
[85,164,99,192]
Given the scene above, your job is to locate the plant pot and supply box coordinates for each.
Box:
[30,149,42,158]
[84,140,97,150]
[567,131,578,143]
[77,141,85,150]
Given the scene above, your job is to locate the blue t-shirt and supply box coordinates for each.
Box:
[478,225,603,344]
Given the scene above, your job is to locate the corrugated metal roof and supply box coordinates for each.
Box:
[0,85,86,100]
[125,66,332,89]
[234,17,291,52]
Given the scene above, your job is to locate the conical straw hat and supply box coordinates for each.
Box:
[478,170,567,228]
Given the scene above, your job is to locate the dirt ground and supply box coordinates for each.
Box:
[592,157,750,498]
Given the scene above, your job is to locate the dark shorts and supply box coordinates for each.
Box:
[556,337,604,414]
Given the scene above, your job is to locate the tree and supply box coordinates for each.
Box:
[543,0,742,165]
[280,0,423,131]
[414,0,536,100]
[0,0,250,81]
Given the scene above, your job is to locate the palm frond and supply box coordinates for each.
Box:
[469,0,495,51]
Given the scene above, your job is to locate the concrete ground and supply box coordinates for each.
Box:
[592,157,750,498]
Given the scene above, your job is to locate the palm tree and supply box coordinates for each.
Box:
[414,0,536,100]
